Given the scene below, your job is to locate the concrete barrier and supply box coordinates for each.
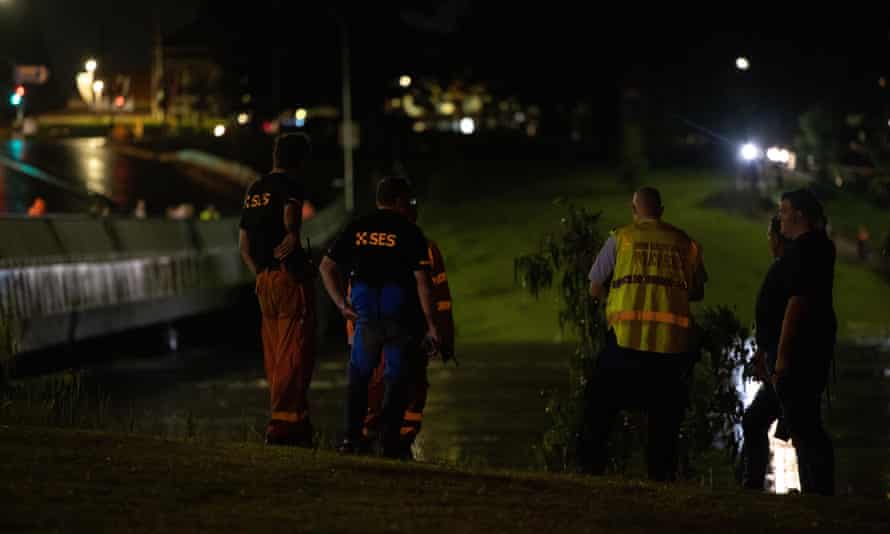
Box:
[194,218,239,250]
[111,219,195,254]
[0,218,65,262]
[51,218,116,256]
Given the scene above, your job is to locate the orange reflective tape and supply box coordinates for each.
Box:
[400,427,419,436]
[271,411,307,423]
[432,272,448,285]
[436,301,452,312]
[403,411,423,422]
[608,310,690,328]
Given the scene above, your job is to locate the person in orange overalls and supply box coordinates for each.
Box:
[345,196,455,458]
[238,133,317,447]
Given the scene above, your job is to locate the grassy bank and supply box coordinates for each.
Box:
[2,425,888,533]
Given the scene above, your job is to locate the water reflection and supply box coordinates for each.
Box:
[0,138,244,216]
[735,336,800,494]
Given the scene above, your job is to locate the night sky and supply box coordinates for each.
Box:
[2,1,889,143]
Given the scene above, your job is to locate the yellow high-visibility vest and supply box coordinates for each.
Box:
[605,220,700,354]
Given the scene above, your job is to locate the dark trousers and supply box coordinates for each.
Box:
[741,383,781,490]
[776,371,835,496]
[577,332,693,481]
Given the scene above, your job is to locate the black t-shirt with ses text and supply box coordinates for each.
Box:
[326,209,429,287]
[239,172,305,271]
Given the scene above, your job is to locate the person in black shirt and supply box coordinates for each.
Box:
[773,188,837,495]
[239,133,317,447]
[740,215,790,490]
[320,177,439,457]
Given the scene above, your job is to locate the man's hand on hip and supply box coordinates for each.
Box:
[274,234,298,260]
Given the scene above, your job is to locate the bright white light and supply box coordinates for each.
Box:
[92,80,104,93]
[459,117,475,135]
[213,124,226,137]
[736,57,750,71]
[399,75,412,88]
[237,113,249,125]
[740,143,761,161]
[767,147,791,164]
[85,59,98,73]
[295,108,308,121]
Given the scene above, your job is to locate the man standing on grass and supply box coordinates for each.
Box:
[772,188,836,496]
[319,177,439,458]
[239,133,317,447]
[580,186,707,481]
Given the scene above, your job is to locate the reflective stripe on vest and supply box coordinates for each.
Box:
[608,310,690,328]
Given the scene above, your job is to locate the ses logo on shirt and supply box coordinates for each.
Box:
[244,193,271,208]
[355,232,397,248]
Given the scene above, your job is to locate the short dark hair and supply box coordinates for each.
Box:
[781,188,825,226]
[273,133,312,170]
[634,186,663,215]
[376,176,413,206]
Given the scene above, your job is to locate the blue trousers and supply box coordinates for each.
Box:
[345,282,418,454]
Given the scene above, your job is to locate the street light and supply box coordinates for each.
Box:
[85,58,97,73]
[399,74,412,88]
[92,79,104,94]
[736,57,750,71]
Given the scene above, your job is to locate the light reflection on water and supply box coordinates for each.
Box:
[735,336,800,494]
[64,137,112,197]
